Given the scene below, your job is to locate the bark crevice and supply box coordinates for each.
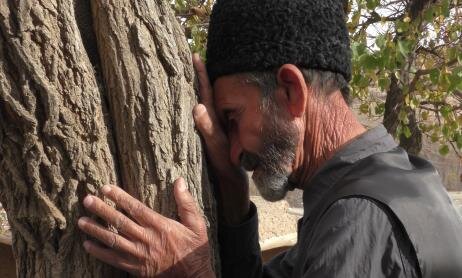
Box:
[0,0,219,276]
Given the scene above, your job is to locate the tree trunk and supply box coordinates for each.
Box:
[0,0,218,277]
[383,70,423,155]
[383,0,432,156]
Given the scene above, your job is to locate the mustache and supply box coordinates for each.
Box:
[240,151,260,171]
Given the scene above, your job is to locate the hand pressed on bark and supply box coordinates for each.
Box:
[192,54,250,225]
[78,178,214,278]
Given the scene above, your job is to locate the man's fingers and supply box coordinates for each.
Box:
[193,104,227,149]
[100,185,165,228]
[82,195,145,241]
[173,178,205,235]
[78,217,141,257]
[193,104,233,170]
[193,104,215,138]
[82,241,141,276]
[192,53,213,106]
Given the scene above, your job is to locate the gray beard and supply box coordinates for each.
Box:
[241,102,299,202]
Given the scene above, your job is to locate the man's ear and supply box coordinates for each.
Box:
[276,64,308,118]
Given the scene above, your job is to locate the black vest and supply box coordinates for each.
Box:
[303,148,462,278]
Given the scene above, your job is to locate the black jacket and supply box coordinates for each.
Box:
[219,125,462,278]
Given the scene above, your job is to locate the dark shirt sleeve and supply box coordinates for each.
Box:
[302,198,420,278]
[218,202,263,278]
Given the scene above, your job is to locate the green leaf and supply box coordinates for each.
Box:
[439,145,450,156]
[424,7,435,22]
[359,54,378,70]
[421,111,429,121]
[442,124,450,137]
[375,103,385,115]
[441,105,452,118]
[448,48,458,61]
[410,98,419,110]
[358,76,371,88]
[378,78,391,90]
[396,21,410,33]
[398,109,409,124]
[441,0,450,18]
[352,74,362,86]
[440,73,451,91]
[397,40,411,57]
[359,103,370,114]
[376,35,386,49]
[456,133,462,149]
[351,42,367,60]
[430,69,440,85]
[351,10,361,26]
[449,72,462,91]
[366,0,380,10]
[403,126,412,138]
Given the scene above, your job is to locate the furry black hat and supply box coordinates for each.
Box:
[206,0,352,84]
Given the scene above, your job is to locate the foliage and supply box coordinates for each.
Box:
[173,0,212,59]
[173,0,462,156]
[348,0,462,156]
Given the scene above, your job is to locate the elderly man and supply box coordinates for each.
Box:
[78,0,462,277]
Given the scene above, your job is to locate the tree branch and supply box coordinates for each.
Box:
[409,59,458,93]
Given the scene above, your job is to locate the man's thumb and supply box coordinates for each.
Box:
[174,177,205,234]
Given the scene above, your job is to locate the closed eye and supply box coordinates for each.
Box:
[222,108,243,131]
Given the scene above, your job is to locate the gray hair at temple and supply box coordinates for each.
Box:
[244,69,351,108]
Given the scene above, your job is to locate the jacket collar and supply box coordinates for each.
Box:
[301,125,398,217]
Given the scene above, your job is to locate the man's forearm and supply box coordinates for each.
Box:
[218,202,263,278]
[217,181,251,225]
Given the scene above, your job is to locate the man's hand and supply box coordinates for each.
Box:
[192,54,250,225]
[78,178,214,278]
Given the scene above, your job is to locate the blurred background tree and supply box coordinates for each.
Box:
[173,0,462,157]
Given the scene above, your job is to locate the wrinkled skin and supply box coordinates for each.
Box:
[78,179,214,277]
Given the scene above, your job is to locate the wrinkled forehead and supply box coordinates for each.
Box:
[212,74,262,104]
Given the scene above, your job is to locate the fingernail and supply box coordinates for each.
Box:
[101,185,112,194]
[193,105,206,118]
[83,195,94,207]
[77,217,88,228]
[178,178,186,192]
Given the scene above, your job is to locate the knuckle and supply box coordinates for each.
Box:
[136,202,148,217]
[183,199,197,213]
[109,233,118,249]
[134,241,148,259]
[129,201,145,218]
[159,221,172,235]
[114,214,127,231]
[114,191,124,206]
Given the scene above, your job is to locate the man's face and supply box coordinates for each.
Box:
[214,75,299,201]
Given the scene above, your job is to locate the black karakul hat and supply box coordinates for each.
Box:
[206,0,352,84]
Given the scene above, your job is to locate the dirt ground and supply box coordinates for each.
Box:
[450,191,462,215]
[250,196,301,242]
[0,203,8,235]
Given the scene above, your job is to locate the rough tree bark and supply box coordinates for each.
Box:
[0,0,218,277]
